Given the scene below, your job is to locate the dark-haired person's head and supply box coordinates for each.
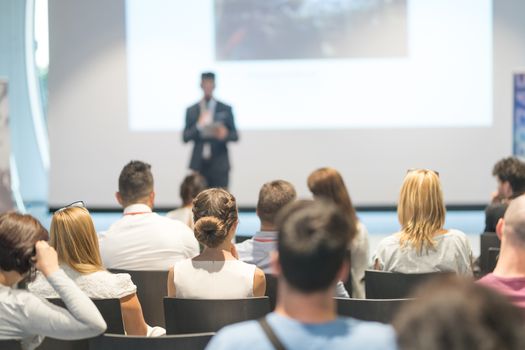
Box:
[484,202,508,233]
[180,173,207,207]
[493,157,525,200]
[274,200,356,293]
[394,276,525,350]
[116,160,154,208]
[256,180,296,229]
[307,167,358,233]
[200,72,215,101]
[0,212,48,282]
[192,188,238,248]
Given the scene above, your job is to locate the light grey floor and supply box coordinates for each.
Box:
[34,209,485,258]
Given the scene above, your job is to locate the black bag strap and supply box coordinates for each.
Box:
[258,317,287,350]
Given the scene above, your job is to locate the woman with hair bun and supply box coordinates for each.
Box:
[167,188,266,298]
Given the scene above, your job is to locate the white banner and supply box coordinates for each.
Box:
[0,79,14,212]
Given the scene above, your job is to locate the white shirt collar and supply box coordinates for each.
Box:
[123,203,153,215]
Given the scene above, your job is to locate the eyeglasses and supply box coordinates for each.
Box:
[406,168,440,177]
[56,200,85,213]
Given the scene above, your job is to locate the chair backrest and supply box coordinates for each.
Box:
[264,274,278,310]
[480,232,501,274]
[89,333,214,350]
[164,297,271,334]
[47,298,124,334]
[38,298,123,350]
[365,270,451,299]
[37,337,89,350]
[487,247,500,273]
[336,297,412,323]
[234,235,251,244]
[0,340,21,350]
[109,269,168,327]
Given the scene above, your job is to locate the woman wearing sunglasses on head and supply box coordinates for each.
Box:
[372,169,473,275]
[29,204,164,336]
[0,212,106,349]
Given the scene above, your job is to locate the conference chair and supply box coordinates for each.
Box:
[335,297,413,324]
[38,298,124,350]
[48,298,124,334]
[487,247,500,274]
[164,297,271,334]
[0,340,21,350]
[264,273,278,310]
[365,270,452,299]
[234,235,251,244]
[109,269,168,327]
[479,232,501,275]
[89,333,214,350]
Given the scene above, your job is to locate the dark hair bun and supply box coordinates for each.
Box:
[194,216,228,248]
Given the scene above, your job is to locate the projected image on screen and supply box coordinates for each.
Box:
[215,0,408,61]
[126,0,492,131]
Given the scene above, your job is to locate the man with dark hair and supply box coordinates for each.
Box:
[484,157,525,232]
[166,173,207,229]
[183,72,238,189]
[99,161,199,270]
[207,200,396,350]
[236,180,297,272]
[491,157,525,203]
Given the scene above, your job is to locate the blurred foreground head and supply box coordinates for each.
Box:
[394,276,525,350]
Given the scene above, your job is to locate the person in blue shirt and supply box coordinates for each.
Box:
[206,199,397,350]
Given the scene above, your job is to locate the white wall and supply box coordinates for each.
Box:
[48,0,525,208]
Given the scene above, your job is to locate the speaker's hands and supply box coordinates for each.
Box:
[214,125,228,141]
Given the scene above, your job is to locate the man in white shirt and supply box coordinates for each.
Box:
[99,161,199,270]
[236,180,296,273]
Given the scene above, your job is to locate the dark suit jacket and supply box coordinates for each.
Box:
[183,100,238,174]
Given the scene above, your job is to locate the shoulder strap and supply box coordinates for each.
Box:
[258,317,287,350]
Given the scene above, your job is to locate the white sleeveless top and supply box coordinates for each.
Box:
[173,259,256,299]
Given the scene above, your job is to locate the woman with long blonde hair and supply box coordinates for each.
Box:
[29,204,164,336]
[307,167,369,298]
[372,169,473,274]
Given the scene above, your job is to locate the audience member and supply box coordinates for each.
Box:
[0,212,106,349]
[236,180,296,272]
[236,179,349,297]
[29,205,164,336]
[167,173,207,229]
[168,188,266,298]
[478,195,525,309]
[394,276,525,350]
[372,169,473,275]
[485,157,525,232]
[490,156,525,204]
[99,161,199,270]
[206,200,396,350]
[484,202,508,233]
[307,167,369,298]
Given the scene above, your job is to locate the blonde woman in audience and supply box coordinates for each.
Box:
[372,169,473,275]
[29,204,164,336]
[308,167,369,298]
[167,173,207,229]
[0,212,106,349]
[168,188,266,298]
